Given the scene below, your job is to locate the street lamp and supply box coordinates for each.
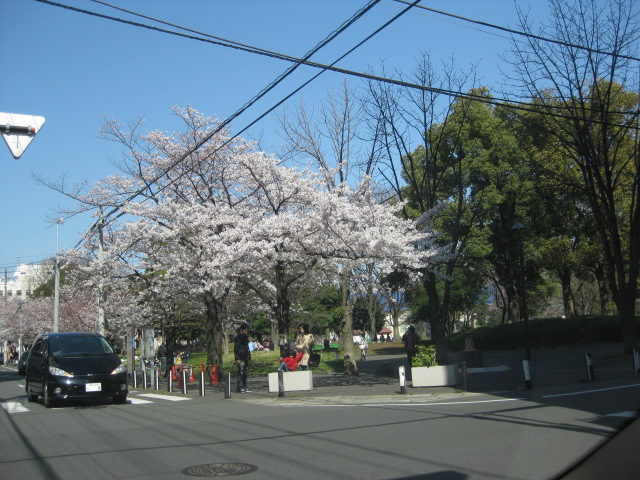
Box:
[511,221,532,389]
[53,218,64,332]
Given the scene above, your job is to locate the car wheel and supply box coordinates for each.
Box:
[113,394,127,405]
[42,382,53,408]
[26,379,38,402]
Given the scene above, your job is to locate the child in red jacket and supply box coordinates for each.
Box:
[278,351,304,371]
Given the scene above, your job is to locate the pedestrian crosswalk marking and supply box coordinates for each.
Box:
[138,393,190,401]
[128,397,154,404]
[0,394,190,413]
[1,401,29,413]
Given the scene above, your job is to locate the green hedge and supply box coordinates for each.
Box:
[447,315,640,351]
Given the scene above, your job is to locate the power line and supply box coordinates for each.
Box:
[48,0,407,249]
[393,0,640,63]
[133,0,426,195]
[35,0,639,119]
[32,0,640,255]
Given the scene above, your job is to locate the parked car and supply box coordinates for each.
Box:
[25,332,128,407]
[17,350,30,375]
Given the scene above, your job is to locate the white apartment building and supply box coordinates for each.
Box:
[1,261,53,299]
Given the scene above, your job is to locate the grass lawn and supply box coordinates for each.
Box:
[187,349,343,376]
[185,341,405,376]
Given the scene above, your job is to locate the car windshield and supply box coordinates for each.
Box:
[50,335,114,357]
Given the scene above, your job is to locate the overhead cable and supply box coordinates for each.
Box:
[35,0,639,119]
[55,0,406,249]
[393,0,640,63]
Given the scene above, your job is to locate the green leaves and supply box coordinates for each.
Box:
[412,344,438,367]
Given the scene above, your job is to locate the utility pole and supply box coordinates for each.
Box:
[512,221,532,389]
[97,209,107,336]
[53,218,63,332]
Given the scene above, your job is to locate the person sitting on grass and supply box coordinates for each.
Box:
[278,350,304,371]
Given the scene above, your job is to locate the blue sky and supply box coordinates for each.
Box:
[0,0,549,273]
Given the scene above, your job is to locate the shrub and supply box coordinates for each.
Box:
[412,345,438,367]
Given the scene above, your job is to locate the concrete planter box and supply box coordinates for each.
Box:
[268,370,313,392]
[411,365,459,387]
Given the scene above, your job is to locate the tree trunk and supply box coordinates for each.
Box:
[164,325,178,377]
[340,270,358,375]
[559,268,576,318]
[505,283,519,323]
[594,263,611,316]
[222,327,230,356]
[612,287,639,354]
[424,271,449,365]
[366,288,378,342]
[274,262,291,356]
[203,290,224,374]
[270,316,279,346]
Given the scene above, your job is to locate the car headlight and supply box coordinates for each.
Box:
[111,364,127,375]
[49,366,73,377]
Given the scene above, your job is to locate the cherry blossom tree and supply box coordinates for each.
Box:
[41,106,443,375]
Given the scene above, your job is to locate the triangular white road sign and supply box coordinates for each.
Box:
[0,112,46,159]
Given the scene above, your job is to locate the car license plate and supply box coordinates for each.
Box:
[86,383,102,392]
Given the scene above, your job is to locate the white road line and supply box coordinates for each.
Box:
[1,401,29,413]
[542,383,640,398]
[138,393,190,401]
[302,398,524,408]
[363,398,524,407]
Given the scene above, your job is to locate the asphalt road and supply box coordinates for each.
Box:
[1,363,639,480]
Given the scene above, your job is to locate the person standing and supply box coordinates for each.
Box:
[157,344,167,377]
[234,323,251,393]
[294,323,314,370]
[402,325,420,368]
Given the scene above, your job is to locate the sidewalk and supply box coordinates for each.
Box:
[140,343,639,403]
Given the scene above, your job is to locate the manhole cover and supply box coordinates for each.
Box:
[181,463,258,477]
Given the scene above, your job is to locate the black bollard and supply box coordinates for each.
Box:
[460,362,468,392]
[278,369,285,398]
[224,372,231,399]
[633,349,640,376]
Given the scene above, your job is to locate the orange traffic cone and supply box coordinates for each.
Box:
[210,364,219,384]
[188,367,195,382]
[171,366,179,381]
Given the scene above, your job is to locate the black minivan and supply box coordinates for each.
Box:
[25,332,128,407]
